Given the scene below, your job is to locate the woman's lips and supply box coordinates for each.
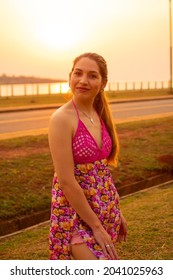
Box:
[76,87,89,92]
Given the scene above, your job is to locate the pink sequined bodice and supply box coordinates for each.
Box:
[72,100,112,164]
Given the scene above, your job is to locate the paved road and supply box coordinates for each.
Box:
[111,99,173,122]
[0,99,173,139]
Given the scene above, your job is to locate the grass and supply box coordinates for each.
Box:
[113,117,173,185]
[0,94,68,108]
[117,184,173,260]
[0,183,172,260]
[0,117,173,222]
[0,89,171,108]
[0,137,53,221]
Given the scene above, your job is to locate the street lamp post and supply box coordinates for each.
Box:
[169,0,172,94]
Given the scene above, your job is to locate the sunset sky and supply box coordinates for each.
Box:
[0,0,171,83]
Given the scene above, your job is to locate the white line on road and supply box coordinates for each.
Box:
[111,103,173,112]
[0,103,173,124]
[1,112,173,140]
[0,116,49,124]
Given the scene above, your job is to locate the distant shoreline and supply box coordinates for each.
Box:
[0,74,67,84]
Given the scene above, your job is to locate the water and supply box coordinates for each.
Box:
[0,82,69,97]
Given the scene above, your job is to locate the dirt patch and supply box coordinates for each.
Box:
[118,123,170,139]
[158,155,173,166]
[0,146,50,159]
[0,120,171,159]
[157,155,173,173]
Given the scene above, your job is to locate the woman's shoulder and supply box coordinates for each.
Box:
[49,100,77,128]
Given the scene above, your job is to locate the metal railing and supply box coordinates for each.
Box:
[0,81,171,97]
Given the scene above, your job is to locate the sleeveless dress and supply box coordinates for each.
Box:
[49,100,121,260]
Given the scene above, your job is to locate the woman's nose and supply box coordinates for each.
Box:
[79,75,88,84]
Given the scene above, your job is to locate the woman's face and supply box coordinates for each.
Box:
[69,57,105,100]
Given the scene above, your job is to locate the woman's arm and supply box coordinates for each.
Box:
[48,109,118,259]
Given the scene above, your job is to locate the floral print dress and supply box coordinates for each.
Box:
[49,100,121,260]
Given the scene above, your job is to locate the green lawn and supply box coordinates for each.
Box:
[0,183,172,260]
[0,117,173,222]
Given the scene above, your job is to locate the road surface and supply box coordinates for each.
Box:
[0,99,173,139]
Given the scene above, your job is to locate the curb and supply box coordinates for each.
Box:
[0,173,173,238]
[117,173,173,197]
[0,96,173,113]
[0,210,50,238]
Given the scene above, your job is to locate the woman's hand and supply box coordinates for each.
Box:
[92,225,119,260]
[117,212,127,243]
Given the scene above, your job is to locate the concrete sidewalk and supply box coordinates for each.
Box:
[0,95,173,113]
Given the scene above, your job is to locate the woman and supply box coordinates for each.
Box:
[48,52,127,260]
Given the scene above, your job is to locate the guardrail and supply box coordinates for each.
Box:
[0,80,171,97]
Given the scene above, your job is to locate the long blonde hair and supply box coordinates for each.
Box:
[71,52,119,167]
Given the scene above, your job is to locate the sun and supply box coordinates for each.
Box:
[37,19,82,51]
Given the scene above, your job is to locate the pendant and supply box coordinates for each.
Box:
[82,111,94,124]
[90,118,94,124]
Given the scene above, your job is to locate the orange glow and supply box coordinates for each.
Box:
[0,0,170,82]
[37,21,82,51]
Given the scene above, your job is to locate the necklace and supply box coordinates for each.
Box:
[72,99,95,124]
[82,111,94,124]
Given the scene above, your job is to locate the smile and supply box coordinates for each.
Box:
[76,87,90,92]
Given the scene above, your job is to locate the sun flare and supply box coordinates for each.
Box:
[37,18,82,51]
[20,0,85,51]
[0,0,168,81]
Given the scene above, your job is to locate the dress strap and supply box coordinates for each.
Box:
[72,99,80,119]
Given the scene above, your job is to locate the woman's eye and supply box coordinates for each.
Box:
[90,74,97,79]
[74,71,81,76]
